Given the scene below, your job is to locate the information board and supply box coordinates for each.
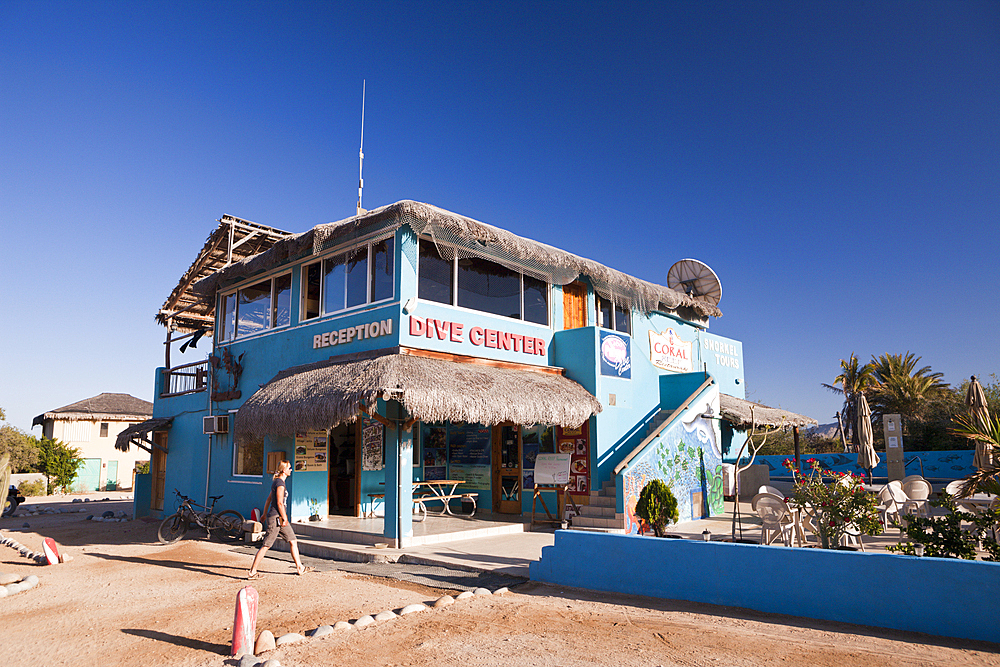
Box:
[534,453,571,485]
[294,430,328,472]
[450,425,491,488]
[361,414,384,471]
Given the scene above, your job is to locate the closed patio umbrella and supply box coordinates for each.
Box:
[857,393,879,484]
[967,375,993,470]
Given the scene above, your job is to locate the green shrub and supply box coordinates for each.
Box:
[135,461,150,475]
[635,479,679,537]
[18,479,46,496]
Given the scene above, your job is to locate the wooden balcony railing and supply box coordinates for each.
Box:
[161,360,208,397]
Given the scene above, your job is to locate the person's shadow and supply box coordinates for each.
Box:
[90,551,247,579]
[120,628,229,654]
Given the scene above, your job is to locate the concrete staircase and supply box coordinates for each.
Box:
[569,479,625,533]
[569,410,671,534]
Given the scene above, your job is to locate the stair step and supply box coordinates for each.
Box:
[588,494,615,508]
[567,525,627,535]
[571,515,624,530]
[576,504,616,518]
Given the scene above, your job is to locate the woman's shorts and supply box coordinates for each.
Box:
[262,515,296,548]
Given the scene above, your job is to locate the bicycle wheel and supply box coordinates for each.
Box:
[214,510,245,541]
[157,513,189,544]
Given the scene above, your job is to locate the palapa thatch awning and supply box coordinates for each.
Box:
[719,394,817,430]
[235,349,603,444]
[114,417,173,453]
[194,200,722,321]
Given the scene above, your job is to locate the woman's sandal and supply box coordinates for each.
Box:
[247,572,264,580]
[297,566,316,575]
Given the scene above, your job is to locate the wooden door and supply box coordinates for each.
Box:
[562,282,587,330]
[151,432,168,511]
[492,424,522,514]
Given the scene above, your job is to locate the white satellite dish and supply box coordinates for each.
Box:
[667,259,722,306]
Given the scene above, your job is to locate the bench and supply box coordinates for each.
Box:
[416,492,478,518]
[366,493,434,521]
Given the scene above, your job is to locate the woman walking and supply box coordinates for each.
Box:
[247,459,313,579]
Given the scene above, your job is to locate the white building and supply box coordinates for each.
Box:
[32,393,153,491]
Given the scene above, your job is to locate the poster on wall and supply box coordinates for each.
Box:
[558,422,589,496]
[294,430,328,472]
[421,425,447,480]
[361,414,384,471]
[449,424,491,488]
[599,330,631,378]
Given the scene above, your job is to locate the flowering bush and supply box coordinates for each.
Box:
[782,458,882,549]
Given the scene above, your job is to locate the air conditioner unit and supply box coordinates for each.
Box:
[203,415,230,435]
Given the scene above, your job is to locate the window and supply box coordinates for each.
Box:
[219,272,292,341]
[418,238,549,326]
[100,423,109,438]
[233,431,263,477]
[597,295,631,335]
[301,238,395,321]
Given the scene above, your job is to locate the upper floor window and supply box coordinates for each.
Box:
[418,238,549,326]
[596,294,630,335]
[301,238,395,322]
[100,423,109,438]
[219,272,292,342]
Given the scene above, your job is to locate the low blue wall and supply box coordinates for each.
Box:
[530,530,1000,644]
[745,450,975,480]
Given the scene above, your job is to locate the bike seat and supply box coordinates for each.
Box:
[209,495,223,502]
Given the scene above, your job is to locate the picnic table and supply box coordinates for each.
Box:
[369,480,477,521]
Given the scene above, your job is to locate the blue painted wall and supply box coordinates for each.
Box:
[752,451,976,481]
[530,530,1000,644]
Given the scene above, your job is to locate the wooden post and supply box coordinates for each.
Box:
[793,426,801,475]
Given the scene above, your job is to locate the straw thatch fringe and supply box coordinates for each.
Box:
[194,201,722,319]
[113,417,173,452]
[719,394,817,430]
[235,351,603,445]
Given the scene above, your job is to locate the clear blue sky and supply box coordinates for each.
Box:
[1,1,997,433]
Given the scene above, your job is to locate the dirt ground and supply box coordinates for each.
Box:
[1,496,997,667]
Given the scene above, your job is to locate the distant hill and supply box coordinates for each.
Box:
[806,422,842,440]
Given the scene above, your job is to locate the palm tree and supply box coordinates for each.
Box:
[869,352,949,431]
[822,353,876,450]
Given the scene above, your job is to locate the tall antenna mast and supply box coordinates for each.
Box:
[356,80,366,216]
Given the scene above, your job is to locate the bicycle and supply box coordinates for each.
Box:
[157,489,245,544]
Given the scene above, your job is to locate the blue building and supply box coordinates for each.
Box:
[122,200,787,547]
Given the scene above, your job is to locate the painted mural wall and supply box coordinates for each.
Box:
[621,410,725,534]
[751,450,977,481]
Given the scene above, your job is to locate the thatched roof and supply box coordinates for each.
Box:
[235,348,603,444]
[719,394,817,430]
[114,417,173,453]
[33,393,153,427]
[158,215,293,333]
[194,200,722,320]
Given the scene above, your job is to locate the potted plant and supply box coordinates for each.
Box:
[634,479,679,537]
[308,498,322,522]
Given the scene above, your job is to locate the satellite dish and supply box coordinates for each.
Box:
[667,259,722,306]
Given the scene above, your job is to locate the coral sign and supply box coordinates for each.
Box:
[649,328,692,372]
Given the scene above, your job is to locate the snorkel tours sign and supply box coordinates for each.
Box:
[649,328,692,372]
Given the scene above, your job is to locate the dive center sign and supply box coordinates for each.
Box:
[648,328,692,372]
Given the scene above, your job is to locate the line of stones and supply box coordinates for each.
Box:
[236,585,510,667]
[0,533,43,598]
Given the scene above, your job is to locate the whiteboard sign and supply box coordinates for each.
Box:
[888,436,899,448]
[534,453,571,485]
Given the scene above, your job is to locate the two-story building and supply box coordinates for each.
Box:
[130,200,782,547]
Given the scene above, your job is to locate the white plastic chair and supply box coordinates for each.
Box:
[751,493,795,546]
[902,479,933,518]
[901,474,925,485]
[877,485,903,530]
[759,484,784,498]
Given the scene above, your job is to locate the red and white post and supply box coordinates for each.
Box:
[231,586,259,656]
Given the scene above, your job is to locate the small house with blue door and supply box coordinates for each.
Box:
[125,200,775,547]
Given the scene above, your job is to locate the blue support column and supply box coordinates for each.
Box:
[384,418,414,547]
